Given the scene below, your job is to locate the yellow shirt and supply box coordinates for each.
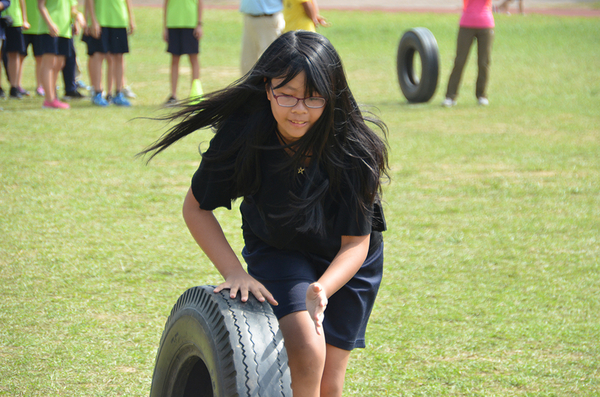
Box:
[283,0,315,33]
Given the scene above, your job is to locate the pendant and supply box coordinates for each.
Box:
[297,167,305,174]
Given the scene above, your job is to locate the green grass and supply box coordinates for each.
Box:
[1,7,599,396]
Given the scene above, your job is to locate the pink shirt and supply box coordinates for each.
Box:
[460,0,495,29]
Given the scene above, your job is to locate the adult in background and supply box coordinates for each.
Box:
[239,0,283,76]
[442,0,494,107]
[496,0,524,15]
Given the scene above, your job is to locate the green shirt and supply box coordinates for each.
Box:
[5,0,24,27]
[166,0,199,29]
[95,0,129,28]
[39,0,73,38]
[23,0,42,34]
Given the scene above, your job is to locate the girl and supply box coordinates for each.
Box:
[141,31,388,397]
[443,0,495,107]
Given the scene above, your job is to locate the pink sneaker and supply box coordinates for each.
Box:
[43,99,70,109]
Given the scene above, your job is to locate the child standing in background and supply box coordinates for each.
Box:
[86,0,135,106]
[22,0,44,96]
[163,0,203,104]
[37,0,85,109]
[283,0,328,33]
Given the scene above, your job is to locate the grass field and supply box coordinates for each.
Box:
[1,7,599,396]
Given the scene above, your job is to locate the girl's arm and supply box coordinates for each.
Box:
[162,0,168,42]
[302,0,329,28]
[306,234,370,335]
[20,0,30,30]
[38,0,58,37]
[125,0,135,34]
[182,188,278,305]
[193,0,203,40]
[86,0,101,38]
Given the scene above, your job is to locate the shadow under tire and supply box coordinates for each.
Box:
[150,285,292,397]
[397,27,440,103]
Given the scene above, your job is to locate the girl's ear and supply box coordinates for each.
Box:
[265,81,272,101]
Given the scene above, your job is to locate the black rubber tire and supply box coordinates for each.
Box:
[397,27,440,103]
[150,285,292,397]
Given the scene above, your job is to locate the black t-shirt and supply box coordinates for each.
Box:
[191,128,385,262]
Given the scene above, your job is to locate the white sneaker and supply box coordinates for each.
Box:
[442,98,457,107]
[122,86,137,98]
[478,97,489,106]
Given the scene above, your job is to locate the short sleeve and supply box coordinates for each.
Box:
[190,132,239,211]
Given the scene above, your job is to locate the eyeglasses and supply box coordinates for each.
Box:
[270,87,326,109]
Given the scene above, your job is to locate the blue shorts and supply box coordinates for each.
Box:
[84,27,129,55]
[242,234,384,351]
[38,35,72,57]
[24,34,43,56]
[167,28,200,55]
[4,26,26,54]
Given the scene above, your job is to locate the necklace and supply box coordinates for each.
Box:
[297,167,305,174]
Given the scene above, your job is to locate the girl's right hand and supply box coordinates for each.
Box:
[214,270,279,306]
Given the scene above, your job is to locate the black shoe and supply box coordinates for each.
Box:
[165,96,177,105]
[64,90,85,99]
[0,88,5,99]
[10,87,23,99]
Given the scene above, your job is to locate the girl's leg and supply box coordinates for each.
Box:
[106,54,113,95]
[445,27,475,100]
[475,28,494,99]
[189,53,200,82]
[90,52,105,93]
[170,54,180,98]
[52,56,66,100]
[7,52,19,88]
[17,54,25,88]
[35,56,43,92]
[321,344,351,397]
[41,54,57,102]
[279,311,326,397]
[112,53,124,93]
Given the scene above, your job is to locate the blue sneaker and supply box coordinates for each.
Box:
[112,92,131,107]
[92,92,109,107]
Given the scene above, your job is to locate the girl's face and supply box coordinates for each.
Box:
[266,72,325,144]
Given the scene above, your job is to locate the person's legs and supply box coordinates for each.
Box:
[320,344,351,397]
[41,53,57,102]
[475,28,494,100]
[189,53,199,82]
[445,27,476,100]
[279,311,326,397]
[90,52,105,93]
[112,53,124,93]
[170,54,180,98]
[62,38,77,94]
[7,52,20,89]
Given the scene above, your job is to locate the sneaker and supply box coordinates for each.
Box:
[64,90,85,100]
[92,92,109,107]
[442,97,457,107]
[478,97,489,106]
[36,86,45,97]
[18,87,31,96]
[121,86,137,98]
[165,95,177,105]
[9,87,23,99]
[112,92,131,107]
[43,98,70,109]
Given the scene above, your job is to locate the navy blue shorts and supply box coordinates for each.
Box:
[24,34,43,56]
[4,26,26,54]
[242,234,384,351]
[85,27,129,55]
[167,28,200,55]
[38,35,72,57]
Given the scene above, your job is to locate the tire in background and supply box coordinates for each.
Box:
[397,27,440,103]
[150,285,292,397]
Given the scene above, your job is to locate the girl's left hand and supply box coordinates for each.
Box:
[306,282,328,335]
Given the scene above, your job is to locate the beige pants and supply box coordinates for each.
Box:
[445,27,494,100]
[240,12,285,76]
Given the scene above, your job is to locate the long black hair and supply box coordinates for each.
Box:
[140,31,388,234]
